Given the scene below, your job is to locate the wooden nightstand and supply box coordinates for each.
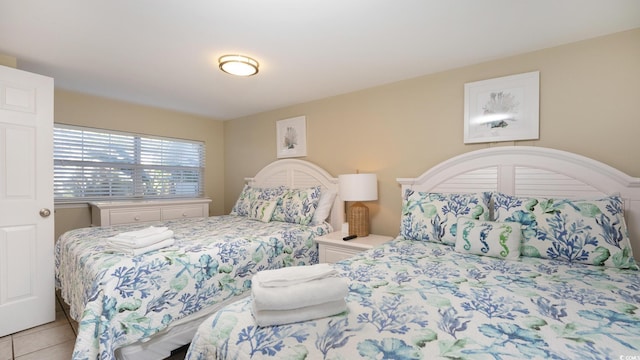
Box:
[315,231,394,263]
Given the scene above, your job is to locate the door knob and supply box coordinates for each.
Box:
[39,208,51,217]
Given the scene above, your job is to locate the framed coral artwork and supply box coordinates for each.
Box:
[276,116,307,158]
[463,71,539,144]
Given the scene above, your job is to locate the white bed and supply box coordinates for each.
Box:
[185,146,640,359]
[56,159,343,360]
[396,146,640,255]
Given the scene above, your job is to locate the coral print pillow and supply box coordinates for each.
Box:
[493,192,638,269]
[400,190,491,245]
[230,185,286,216]
[454,218,521,260]
[271,186,321,225]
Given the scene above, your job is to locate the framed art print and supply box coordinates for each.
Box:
[276,116,307,158]
[464,71,539,144]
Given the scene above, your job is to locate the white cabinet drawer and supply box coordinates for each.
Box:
[162,206,204,220]
[322,245,361,263]
[109,209,161,225]
[90,199,211,226]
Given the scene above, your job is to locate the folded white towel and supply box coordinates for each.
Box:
[106,238,175,256]
[108,230,174,248]
[252,276,348,311]
[112,226,169,240]
[254,263,337,288]
[252,299,347,327]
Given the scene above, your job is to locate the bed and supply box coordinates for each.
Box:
[185,146,640,359]
[54,159,344,360]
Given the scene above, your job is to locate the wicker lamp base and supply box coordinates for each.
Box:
[347,202,370,237]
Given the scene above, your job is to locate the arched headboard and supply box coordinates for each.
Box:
[397,146,640,255]
[245,159,343,230]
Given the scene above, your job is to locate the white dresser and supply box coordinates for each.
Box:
[90,198,211,226]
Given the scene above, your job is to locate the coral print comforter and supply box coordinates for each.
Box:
[186,239,640,359]
[55,215,328,360]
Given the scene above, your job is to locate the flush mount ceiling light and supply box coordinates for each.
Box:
[218,55,259,76]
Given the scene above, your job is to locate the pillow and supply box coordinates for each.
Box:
[230,185,286,216]
[493,192,638,269]
[310,189,337,225]
[399,190,491,245]
[454,217,521,260]
[271,186,321,225]
[247,200,278,223]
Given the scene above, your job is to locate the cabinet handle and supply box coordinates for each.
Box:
[182,213,187,217]
[134,216,140,221]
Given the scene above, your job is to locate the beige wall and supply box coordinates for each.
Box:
[54,90,224,238]
[224,28,640,238]
[0,55,17,68]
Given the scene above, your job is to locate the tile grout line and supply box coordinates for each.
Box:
[56,292,77,337]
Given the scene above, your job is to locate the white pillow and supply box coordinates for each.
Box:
[310,189,337,225]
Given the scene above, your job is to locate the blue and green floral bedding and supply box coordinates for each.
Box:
[185,238,640,359]
[55,215,329,360]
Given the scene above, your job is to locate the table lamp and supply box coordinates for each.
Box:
[338,173,378,237]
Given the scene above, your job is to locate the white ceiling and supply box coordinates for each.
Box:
[1,1,639,120]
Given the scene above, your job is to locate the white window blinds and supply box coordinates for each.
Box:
[54,124,205,202]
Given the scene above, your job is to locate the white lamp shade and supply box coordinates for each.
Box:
[338,174,378,201]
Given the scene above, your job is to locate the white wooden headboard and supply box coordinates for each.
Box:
[245,159,343,231]
[397,146,640,255]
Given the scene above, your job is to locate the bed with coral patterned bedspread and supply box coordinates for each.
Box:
[186,238,639,359]
[56,216,329,359]
[55,159,343,360]
[185,147,640,359]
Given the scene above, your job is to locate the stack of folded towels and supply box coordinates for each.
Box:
[106,226,175,256]
[251,263,349,327]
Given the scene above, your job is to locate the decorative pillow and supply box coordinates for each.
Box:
[454,217,521,260]
[399,190,491,245]
[271,186,321,225]
[310,189,337,226]
[247,200,278,223]
[230,185,286,216]
[493,192,638,269]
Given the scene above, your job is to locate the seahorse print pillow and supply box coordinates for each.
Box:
[493,192,638,269]
[247,200,278,223]
[454,217,521,260]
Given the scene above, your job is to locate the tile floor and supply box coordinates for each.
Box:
[0,292,187,360]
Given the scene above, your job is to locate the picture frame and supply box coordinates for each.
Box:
[463,71,539,144]
[276,116,307,158]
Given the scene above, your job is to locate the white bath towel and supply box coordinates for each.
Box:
[111,226,169,240]
[108,230,174,248]
[253,263,337,288]
[106,238,175,256]
[252,276,348,311]
[252,299,347,327]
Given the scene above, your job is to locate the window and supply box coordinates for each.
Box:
[54,124,205,202]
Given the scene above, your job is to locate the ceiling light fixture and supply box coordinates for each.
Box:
[218,55,259,76]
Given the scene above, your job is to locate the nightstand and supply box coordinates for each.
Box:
[315,231,394,263]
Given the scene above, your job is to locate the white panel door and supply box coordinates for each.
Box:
[0,65,54,336]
